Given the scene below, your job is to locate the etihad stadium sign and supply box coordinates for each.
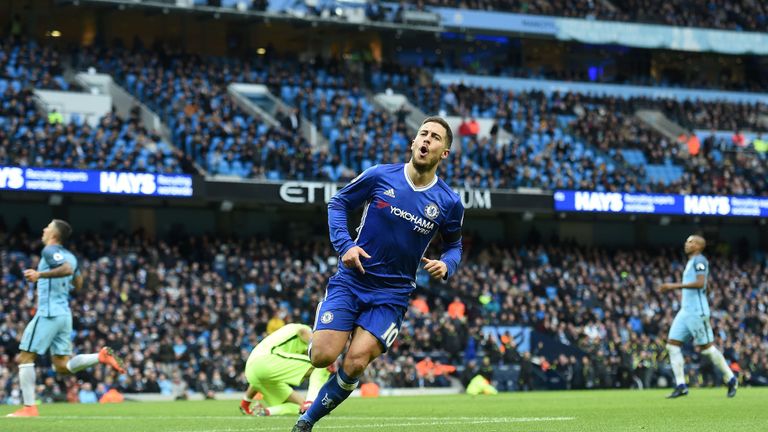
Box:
[278,181,493,210]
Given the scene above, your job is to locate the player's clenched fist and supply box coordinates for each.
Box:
[342,246,371,274]
[421,257,447,279]
[23,269,40,283]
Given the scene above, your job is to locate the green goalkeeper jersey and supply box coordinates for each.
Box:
[253,323,311,360]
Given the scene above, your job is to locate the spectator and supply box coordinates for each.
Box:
[78,382,98,404]
[158,373,173,396]
[279,107,302,133]
[48,108,63,125]
[144,371,161,393]
[266,312,286,335]
[171,372,188,400]
[458,117,479,136]
[411,294,430,315]
[40,377,66,403]
[447,296,466,320]
[519,352,534,391]
[732,130,746,147]
[754,134,768,157]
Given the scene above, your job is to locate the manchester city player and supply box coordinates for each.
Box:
[291,117,464,431]
[240,323,330,416]
[659,234,737,399]
[7,220,125,417]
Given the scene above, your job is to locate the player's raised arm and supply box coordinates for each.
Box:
[328,165,378,271]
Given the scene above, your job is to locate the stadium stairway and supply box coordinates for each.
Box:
[227,83,329,150]
[372,92,426,132]
[634,109,688,185]
[635,109,687,141]
[76,71,206,175]
[373,91,516,143]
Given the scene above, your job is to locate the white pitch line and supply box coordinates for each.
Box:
[165,417,576,432]
[10,415,575,422]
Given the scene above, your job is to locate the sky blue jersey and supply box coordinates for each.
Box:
[680,254,709,315]
[36,244,78,317]
[328,164,464,301]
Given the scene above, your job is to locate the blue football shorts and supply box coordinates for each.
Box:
[668,310,714,346]
[312,278,407,352]
[19,314,73,356]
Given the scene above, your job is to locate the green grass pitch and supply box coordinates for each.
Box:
[2,388,766,431]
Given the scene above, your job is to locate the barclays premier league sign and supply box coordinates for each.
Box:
[0,166,193,197]
[554,190,768,217]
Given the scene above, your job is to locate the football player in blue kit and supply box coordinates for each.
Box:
[660,234,737,399]
[292,117,464,431]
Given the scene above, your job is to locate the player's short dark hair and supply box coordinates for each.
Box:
[52,219,72,242]
[421,116,453,150]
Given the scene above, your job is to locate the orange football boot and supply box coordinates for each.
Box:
[98,347,126,374]
[6,405,39,417]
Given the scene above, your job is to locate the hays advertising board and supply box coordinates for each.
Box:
[554,190,768,217]
[0,166,193,197]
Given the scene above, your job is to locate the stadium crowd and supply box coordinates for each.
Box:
[0,222,766,404]
[401,81,768,195]
[417,0,768,32]
[0,92,193,174]
[1,39,192,173]
[3,38,766,196]
[75,45,319,180]
[73,42,768,195]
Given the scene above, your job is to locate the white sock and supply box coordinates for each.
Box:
[702,346,735,382]
[66,353,99,373]
[19,363,36,406]
[667,344,686,386]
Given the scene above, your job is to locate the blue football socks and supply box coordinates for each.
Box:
[299,367,359,425]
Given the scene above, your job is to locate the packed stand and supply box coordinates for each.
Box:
[1,221,766,403]
[0,93,194,173]
[391,76,768,195]
[396,81,658,192]
[400,80,766,139]
[452,239,768,390]
[416,0,768,32]
[418,0,616,20]
[78,44,418,182]
[270,59,414,182]
[371,69,648,191]
[77,46,318,180]
[0,40,191,173]
[657,98,767,134]
[0,38,70,92]
[13,37,766,193]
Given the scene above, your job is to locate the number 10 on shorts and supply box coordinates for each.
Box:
[381,322,399,348]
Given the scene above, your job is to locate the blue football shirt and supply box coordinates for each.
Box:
[680,254,710,315]
[328,163,464,305]
[36,244,78,317]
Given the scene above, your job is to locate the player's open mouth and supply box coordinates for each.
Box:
[419,146,428,156]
